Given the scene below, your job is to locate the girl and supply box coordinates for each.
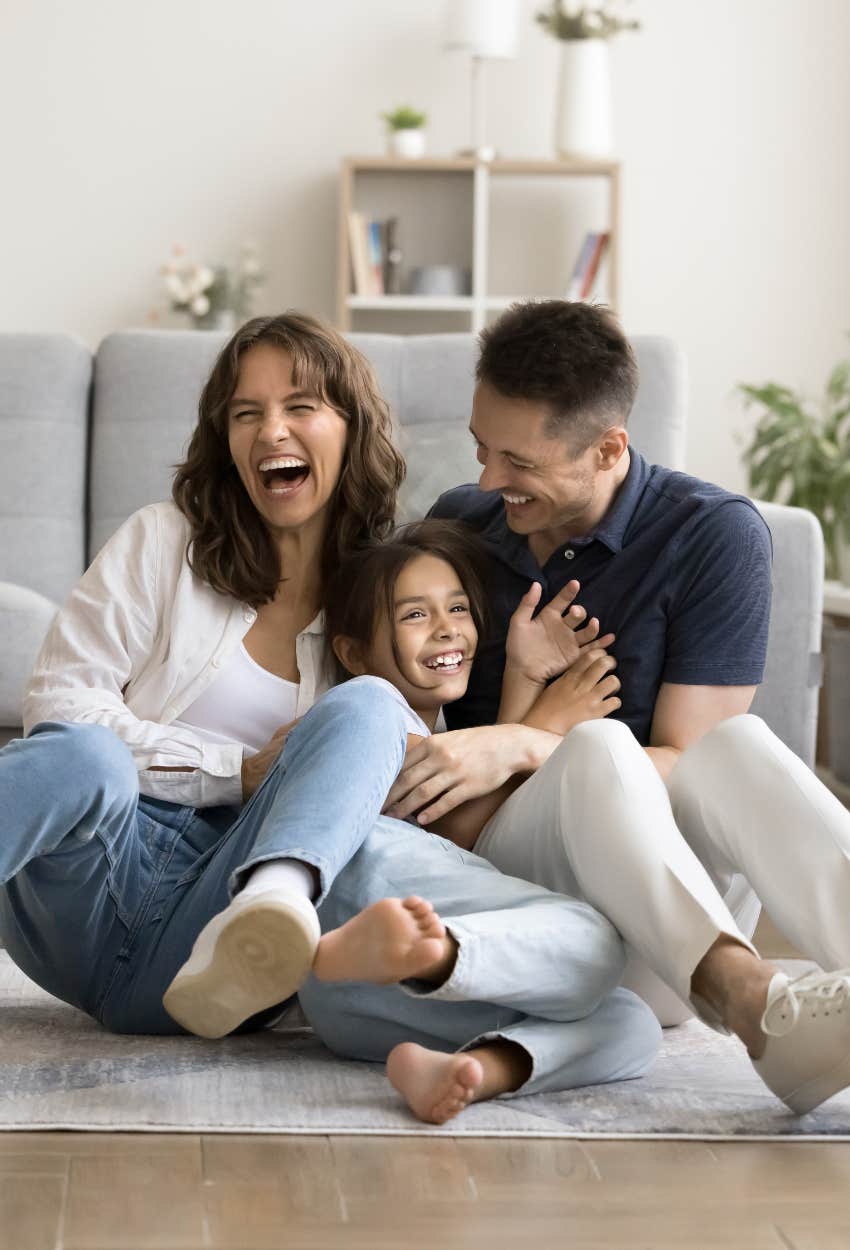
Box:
[324,516,621,851]
[321,517,623,1123]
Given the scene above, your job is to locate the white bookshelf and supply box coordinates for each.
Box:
[337,157,620,334]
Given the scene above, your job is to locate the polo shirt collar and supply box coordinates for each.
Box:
[584,448,648,554]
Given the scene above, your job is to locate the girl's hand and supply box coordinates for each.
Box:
[524,647,621,736]
[505,579,615,686]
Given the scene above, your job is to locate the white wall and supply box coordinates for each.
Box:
[1,0,847,492]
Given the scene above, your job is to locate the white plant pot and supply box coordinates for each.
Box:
[388,128,426,159]
[555,39,613,160]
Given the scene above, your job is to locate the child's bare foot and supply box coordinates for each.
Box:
[312,896,453,985]
[387,1042,484,1125]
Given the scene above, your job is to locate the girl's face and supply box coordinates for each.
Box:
[227,343,348,543]
[363,553,478,726]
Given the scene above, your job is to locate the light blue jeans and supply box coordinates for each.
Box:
[0,677,660,1093]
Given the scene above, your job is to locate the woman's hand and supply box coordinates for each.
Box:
[505,579,615,687]
[523,648,621,736]
[241,718,301,802]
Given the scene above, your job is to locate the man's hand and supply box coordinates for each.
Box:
[523,648,621,736]
[241,718,301,802]
[505,579,615,687]
[384,724,547,826]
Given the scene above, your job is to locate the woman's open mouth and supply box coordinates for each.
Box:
[257,456,311,496]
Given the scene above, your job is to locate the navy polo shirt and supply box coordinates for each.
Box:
[428,449,773,745]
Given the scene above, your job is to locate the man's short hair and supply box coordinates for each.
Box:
[476,300,639,453]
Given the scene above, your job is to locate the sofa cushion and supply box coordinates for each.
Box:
[0,582,58,725]
[0,334,90,602]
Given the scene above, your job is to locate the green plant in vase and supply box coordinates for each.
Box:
[739,346,850,582]
[535,1,640,40]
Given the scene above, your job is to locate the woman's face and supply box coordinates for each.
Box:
[364,554,478,722]
[227,343,348,540]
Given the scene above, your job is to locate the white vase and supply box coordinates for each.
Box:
[554,39,613,160]
[388,128,426,159]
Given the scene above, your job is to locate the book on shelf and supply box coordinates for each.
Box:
[367,220,384,295]
[348,212,403,298]
[347,211,372,296]
[383,216,402,295]
[566,230,610,301]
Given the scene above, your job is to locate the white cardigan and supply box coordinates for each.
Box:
[24,501,333,808]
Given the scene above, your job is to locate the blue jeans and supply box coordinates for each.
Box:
[0,677,661,1091]
[300,822,661,1096]
[0,679,409,1033]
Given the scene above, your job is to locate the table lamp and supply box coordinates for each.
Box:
[444,0,520,161]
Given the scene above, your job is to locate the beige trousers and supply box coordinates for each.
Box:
[476,714,850,1026]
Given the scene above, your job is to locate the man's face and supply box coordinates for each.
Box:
[470,381,599,541]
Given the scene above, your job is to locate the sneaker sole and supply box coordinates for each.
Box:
[162,900,319,1039]
[781,1050,850,1115]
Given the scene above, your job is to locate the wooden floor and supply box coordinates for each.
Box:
[2,1131,850,1250]
[1,914,846,1250]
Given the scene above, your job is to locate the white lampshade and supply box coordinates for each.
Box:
[444,0,520,60]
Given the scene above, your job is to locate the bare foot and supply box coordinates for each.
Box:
[312,896,451,985]
[387,1042,484,1124]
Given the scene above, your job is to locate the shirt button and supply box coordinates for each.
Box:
[212,656,223,669]
[564,549,575,560]
[243,609,256,623]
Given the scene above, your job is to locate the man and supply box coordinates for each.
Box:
[379,299,850,1114]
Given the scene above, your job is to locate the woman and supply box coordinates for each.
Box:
[0,314,659,1119]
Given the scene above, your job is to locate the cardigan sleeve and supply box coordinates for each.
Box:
[23,504,245,808]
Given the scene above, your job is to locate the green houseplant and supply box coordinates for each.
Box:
[381,105,427,131]
[739,350,850,583]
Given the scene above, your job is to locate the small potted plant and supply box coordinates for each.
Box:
[739,349,850,584]
[381,105,427,159]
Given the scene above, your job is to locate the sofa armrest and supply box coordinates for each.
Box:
[0,582,59,729]
[749,501,824,766]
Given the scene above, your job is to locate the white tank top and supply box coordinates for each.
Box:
[172,643,299,755]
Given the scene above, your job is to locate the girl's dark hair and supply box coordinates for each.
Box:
[172,312,406,607]
[324,519,491,681]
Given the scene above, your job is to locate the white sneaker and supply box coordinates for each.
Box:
[162,889,321,1039]
[751,968,850,1114]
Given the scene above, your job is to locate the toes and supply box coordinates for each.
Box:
[403,895,433,918]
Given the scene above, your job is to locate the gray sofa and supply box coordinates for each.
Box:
[0,330,823,764]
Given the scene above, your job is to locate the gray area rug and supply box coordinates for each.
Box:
[2,952,850,1138]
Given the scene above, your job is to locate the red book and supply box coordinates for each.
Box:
[580,231,610,300]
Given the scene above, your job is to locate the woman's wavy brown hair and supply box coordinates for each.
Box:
[172,312,405,607]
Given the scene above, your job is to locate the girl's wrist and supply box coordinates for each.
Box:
[502,663,547,692]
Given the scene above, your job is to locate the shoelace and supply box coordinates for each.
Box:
[761,968,850,1038]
